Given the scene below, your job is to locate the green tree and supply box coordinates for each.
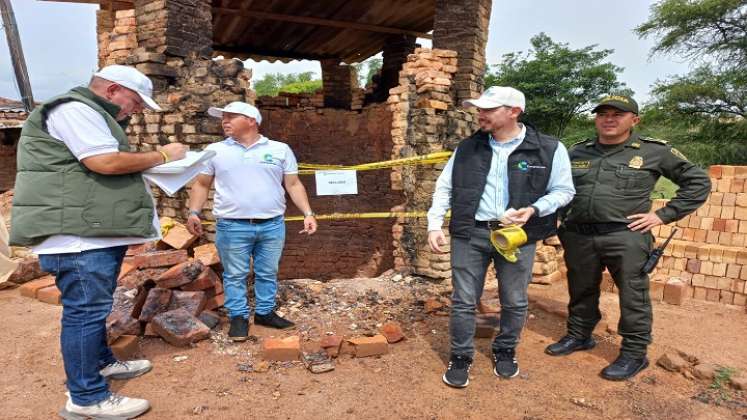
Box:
[485,33,626,137]
[254,71,320,97]
[352,57,383,87]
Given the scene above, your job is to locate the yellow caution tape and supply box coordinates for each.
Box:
[160,216,176,237]
[489,225,528,263]
[298,151,452,175]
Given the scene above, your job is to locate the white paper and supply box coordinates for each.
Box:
[143,150,216,196]
[315,170,358,196]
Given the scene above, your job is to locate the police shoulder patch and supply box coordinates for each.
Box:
[640,136,669,145]
[569,138,592,149]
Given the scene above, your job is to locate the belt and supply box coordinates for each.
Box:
[222,217,275,224]
[474,220,503,230]
[563,222,629,235]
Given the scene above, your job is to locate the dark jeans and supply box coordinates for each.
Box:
[39,246,127,406]
[450,226,537,358]
[559,228,653,358]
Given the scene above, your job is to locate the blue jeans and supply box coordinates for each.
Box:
[215,217,285,319]
[39,246,127,406]
[450,227,537,358]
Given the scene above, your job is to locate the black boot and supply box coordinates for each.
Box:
[442,354,473,388]
[228,317,249,342]
[601,354,649,380]
[254,311,295,329]
[545,335,596,356]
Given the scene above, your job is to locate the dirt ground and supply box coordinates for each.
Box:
[2,276,746,420]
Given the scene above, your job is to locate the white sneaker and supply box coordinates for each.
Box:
[100,360,153,380]
[60,394,150,419]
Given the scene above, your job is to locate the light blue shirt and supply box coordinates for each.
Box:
[427,125,575,231]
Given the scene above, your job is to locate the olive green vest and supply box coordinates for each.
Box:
[9,87,156,246]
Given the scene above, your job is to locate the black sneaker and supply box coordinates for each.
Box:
[601,355,649,381]
[228,317,249,342]
[442,354,472,388]
[545,335,596,356]
[254,311,295,329]
[492,348,519,378]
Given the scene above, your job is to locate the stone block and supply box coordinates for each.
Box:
[348,335,388,358]
[663,278,688,305]
[693,363,718,381]
[261,336,301,361]
[37,285,61,305]
[168,290,207,316]
[161,223,198,250]
[151,308,211,347]
[19,275,56,298]
[138,288,172,322]
[379,321,405,343]
[133,250,188,268]
[302,351,335,374]
[193,243,220,266]
[155,261,204,289]
[111,335,139,360]
[181,266,219,291]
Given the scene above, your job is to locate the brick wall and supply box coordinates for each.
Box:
[321,60,359,109]
[260,104,403,279]
[0,129,19,192]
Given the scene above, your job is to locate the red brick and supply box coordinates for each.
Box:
[155,261,204,289]
[320,335,343,358]
[126,242,157,256]
[138,288,172,322]
[37,285,61,305]
[261,336,301,361]
[379,321,405,343]
[475,314,499,338]
[709,166,722,179]
[706,288,720,302]
[118,262,137,281]
[119,268,167,289]
[151,308,211,347]
[348,335,388,358]
[18,275,56,298]
[107,287,141,342]
[663,278,688,305]
[133,249,188,269]
[204,293,224,310]
[168,290,206,316]
[8,255,46,284]
[180,267,219,291]
[532,271,562,285]
[424,298,445,313]
[110,335,139,360]
[193,243,220,266]
[197,310,221,329]
[144,322,158,337]
[685,259,701,274]
[161,223,198,250]
[649,278,666,301]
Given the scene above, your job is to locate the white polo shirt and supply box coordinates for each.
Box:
[32,101,161,255]
[201,136,298,219]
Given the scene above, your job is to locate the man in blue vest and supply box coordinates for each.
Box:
[427,86,575,388]
[11,65,187,419]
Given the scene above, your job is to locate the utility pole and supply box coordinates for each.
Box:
[1,0,34,112]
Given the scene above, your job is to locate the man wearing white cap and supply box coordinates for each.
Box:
[427,86,575,388]
[186,101,317,341]
[10,64,187,418]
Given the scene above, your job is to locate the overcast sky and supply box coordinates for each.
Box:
[1,0,693,103]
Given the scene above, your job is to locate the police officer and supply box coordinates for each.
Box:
[545,95,710,380]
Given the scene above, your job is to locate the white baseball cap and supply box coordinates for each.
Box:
[207,101,262,125]
[94,65,161,111]
[463,86,526,111]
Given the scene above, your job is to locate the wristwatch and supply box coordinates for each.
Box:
[303,211,316,217]
[189,210,201,218]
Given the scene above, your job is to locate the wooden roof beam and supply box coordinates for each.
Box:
[213,7,433,40]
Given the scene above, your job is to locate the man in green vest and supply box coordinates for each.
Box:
[545,95,710,380]
[10,65,187,419]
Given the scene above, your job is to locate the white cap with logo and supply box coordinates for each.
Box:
[94,65,161,111]
[207,101,262,125]
[463,86,526,111]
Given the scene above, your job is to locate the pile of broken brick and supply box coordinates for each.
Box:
[19,220,226,357]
